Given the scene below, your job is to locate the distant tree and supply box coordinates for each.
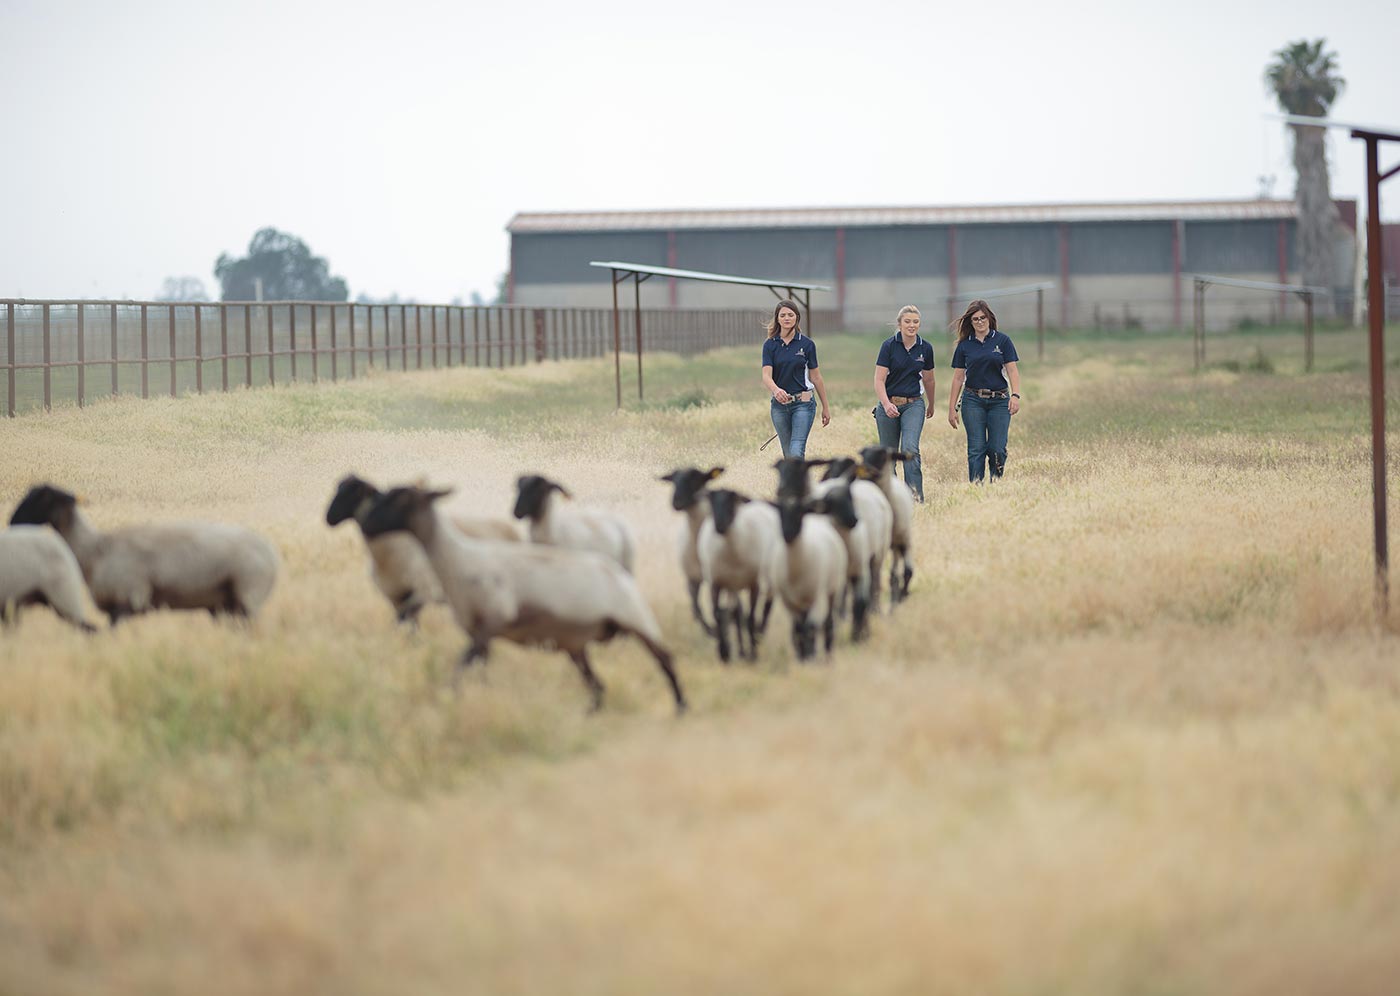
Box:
[214,227,349,302]
[1265,39,1346,292]
[354,291,415,305]
[493,272,509,305]
[156,276,209,301]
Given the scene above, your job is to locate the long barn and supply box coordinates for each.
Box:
[507,199,1359,332]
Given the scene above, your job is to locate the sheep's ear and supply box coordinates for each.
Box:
[893,451,912,462]
[74,493,87,506]
[426,488,454,503]
[554,484,574,500]
[413,475,430,488]
[707,466,725,479]
[853,465,872,480]
[659,471,677,483]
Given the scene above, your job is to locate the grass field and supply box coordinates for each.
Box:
[2,322,1399,995]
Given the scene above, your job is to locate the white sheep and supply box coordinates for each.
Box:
[766,497,849,661]
[658,466,724,636]
[363,484,686,714]
[9,484,279,624]
[0,526,97,631]
[326,474,521,625]
[696,488,781,663]
[513,474,635,574]
[859,446,916,603]
[808,477,893,641]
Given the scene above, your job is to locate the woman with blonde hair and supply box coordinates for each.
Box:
[872,304,937,501]
[947,299,1021,483]
[760,300,830,458]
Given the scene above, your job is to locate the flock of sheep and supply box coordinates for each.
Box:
[1,445,919,714]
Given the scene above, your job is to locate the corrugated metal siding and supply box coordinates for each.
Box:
[1184,221,1286,273]
[512,232,669,283]
[674,229,835,281]
[1068,222,1175,275]
[960,224,1059,276]
[844,227,948,279]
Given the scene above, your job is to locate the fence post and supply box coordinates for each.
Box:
[415,305,424,369]
[534,309,546,362]
[1037,288,1045,362]
[194,305,204,394]
[77,304,86,408]
[310,304,319,384]
[1303,291,1315,373]
[348,305,356,379]
[243,305,252,388]
[289,304,298,381]
[329,305,338,382]
[140,303,149,399]
[168,303,177,397]
[219,304,229,391]
[110,303,118,397]
[5,302,14,416]
[267,304,276,387]
[430,306,438,368]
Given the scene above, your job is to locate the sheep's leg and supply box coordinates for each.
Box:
[756,594,774,636]
[711,583,733,664]
[635,634,688,715]
[852,583,869,642]
[901,556,914,601]
[452,640,490,690]
[741,585,762,662]
[567,649,607,713]
[868,555,884,615]
[688,579,716,637]
[823,603,837,656]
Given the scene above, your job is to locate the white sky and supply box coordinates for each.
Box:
[3,0,1398,303]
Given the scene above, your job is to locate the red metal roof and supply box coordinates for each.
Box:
[507,199,1306,233]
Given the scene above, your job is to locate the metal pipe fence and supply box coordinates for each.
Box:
[1,300,764,416]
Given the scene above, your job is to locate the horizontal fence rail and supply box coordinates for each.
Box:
[1,300,766,416]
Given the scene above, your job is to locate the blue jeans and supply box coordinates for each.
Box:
[770,398,817,458]
[960,392,1010,483]
[873,396,926,501]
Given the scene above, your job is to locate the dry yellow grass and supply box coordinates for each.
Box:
[2,333,1399,995]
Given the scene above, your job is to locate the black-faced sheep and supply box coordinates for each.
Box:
[363,484,685,714]
[9,484,278,624]
[326,474,520,624]
[696,488,781,664]
[658,466,724,636]
[513,474,635,574]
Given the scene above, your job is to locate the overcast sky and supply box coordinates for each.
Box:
[3,0,1397,303]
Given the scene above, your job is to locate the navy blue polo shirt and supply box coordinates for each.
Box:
[761,333,819,394]
[951,330,1019,391]
[876,334,935,398]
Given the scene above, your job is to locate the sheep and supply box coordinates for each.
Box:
[9,484,279,624]
[766,496,848,661]
[806,477,893,642]
[513,474,635,574]
[658,465,725,636]
[362,484,685,713]
[326,474,521,625]
[0,526,97,632]
[696,489,781,663]
[859,446,916,603]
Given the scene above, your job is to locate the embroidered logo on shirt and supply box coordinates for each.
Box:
[993,345,1002,354]
[796,348,805,357]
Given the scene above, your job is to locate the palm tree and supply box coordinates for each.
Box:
[1265,39,1346,295]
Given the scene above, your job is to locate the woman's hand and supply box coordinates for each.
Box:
[821,407,831,427]
[924,404,936,421]
[1009,396,1021,416]
[948,411,960,429]
[774,389,791,404]
[882,401,899,419]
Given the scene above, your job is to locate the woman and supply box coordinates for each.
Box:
[761,300,830,458]
[947,300,1021,483]
[873,304,937,502]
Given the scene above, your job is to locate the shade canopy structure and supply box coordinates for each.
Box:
[588,261,832,408]
[1271,113,1400,617]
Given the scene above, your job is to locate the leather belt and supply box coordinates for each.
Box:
[776,391,813,403]
[966,388,1009,399]
[888,395,923,405]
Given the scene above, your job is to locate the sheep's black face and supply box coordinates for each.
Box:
[10,484,77,531]
[660,466,722,511]
[821,457,859,482]
[775,497,806,544]
[707,489,748,535]
[362,487,417,538]
[513,475,555,521]
[772,458,814,501]
[326,475,379,526]
[817,486,859,530]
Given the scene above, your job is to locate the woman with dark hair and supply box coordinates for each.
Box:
[947,299,1021,483]
[760,300,830,458]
